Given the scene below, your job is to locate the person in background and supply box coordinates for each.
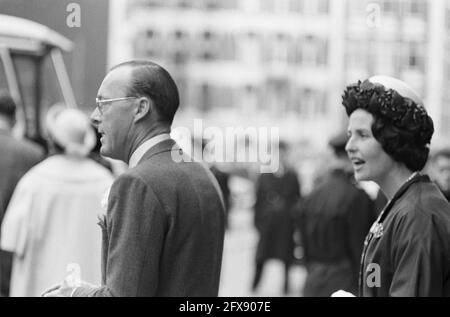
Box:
[297,132,376,297]
[200,138,232,229]
[342,75,450,296]
[252,141,301,294]
[0,92,44,297]
[0,105,114,296]
[430,148,450,202]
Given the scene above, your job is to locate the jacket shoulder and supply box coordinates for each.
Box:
[391,182,450,241]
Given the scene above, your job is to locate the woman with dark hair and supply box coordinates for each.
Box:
[339,76,450,297]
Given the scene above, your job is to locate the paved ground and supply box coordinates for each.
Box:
[218,206,307,297]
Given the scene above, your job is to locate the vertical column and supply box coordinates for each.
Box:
[107,0,132,69]
[426,0,445,138]
[328,0,347,133]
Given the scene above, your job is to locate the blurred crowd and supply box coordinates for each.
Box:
[0,82,450,296]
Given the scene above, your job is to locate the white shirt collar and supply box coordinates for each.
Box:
[128,133,170,168]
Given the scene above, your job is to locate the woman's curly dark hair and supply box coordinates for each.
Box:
[342,80,434,171]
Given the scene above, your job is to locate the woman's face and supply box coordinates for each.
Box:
[345,109,395,183]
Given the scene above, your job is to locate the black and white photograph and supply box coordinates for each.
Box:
[0,0,450,302]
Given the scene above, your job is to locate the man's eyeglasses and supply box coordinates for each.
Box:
[95,97,137,115]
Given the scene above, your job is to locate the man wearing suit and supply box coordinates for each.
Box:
[44,60,225,297]
[0,93,44,296]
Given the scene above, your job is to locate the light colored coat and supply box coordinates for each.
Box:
[0,155,114,297]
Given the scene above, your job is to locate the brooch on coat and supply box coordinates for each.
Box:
[369,221,384,239]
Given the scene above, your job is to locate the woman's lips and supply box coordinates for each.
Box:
[351,158,365,171]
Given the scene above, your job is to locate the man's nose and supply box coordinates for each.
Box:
[90,108,101,129]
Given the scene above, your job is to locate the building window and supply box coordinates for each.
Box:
[176,0,193,9]
[383,0,399,15]
[406,0,427,19]
[202,0,237,10]
[315,90,327,115]
[316,38,328,66]
[289,0,302,12]
[138,0,164,8]
[446,53,450,82]
[346,0,367,16]
[200,84,212,112]
[300,88,313,116]
[296,36,327,67]
[175,30,186,39]
[266,78,290,114]
[200,30,216,61]
[346,39,369,70]
[224,0,238,10]
[240,32,261,63]
[274,0,290,13]
[317,0,329,14]
[298,0,329,15]
[203,31,212,40]
[293,88,327,117]
[173,51,188,64]
[374,41,396,75]
[221,33,236,60]
[133,29,162,59]
[273,34,290,63]
[261,0,276,13]
[405,41,424,71]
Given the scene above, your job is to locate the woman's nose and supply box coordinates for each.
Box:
[345,136,355,154]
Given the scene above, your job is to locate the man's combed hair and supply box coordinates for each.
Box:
[342,80,434,171]
[112,60,180,124]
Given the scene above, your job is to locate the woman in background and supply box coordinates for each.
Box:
[0,105,114,296]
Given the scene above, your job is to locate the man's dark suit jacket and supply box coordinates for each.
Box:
[74,139,225,296]
[0,131,44,296]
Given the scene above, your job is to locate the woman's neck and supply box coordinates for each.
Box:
[378,165,415,200]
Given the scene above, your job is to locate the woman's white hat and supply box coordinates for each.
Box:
[368,75,423,107]
[45,104,96,157]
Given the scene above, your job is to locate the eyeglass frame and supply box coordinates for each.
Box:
[95,96,138,115]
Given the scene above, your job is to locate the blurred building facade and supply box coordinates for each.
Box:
[109,0,448,149]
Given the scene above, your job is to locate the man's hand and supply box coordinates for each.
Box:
[42,279,97,297]
[41,281,73,297]
[331,290,356,297]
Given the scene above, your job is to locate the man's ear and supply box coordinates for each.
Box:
[133,97,152,123]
